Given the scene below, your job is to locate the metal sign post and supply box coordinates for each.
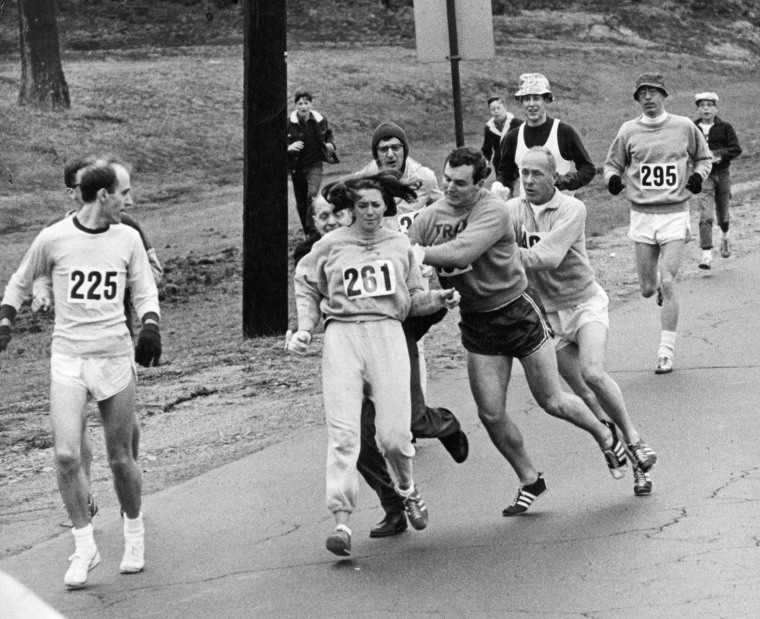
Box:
[445,0,464,147]
[414,0,494,147]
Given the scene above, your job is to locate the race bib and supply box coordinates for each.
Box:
[436,264,473,278]
[397,210,421,235]
[640,163,678,190]
[342,261,396,299]
[520,225,541,249]
[67,269,120,304]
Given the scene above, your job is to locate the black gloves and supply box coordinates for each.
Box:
[135,323,161,367]
[0,325,10,353]
[608,175,624,196]
[686,173,703,194]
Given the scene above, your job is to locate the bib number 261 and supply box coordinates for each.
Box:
[640,163,677,189]
[68,269,119,303]
[342,261,396,299]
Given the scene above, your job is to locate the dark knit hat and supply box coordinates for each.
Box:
[371,121,409,165]
[633,73,668,100]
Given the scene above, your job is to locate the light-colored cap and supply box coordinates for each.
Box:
[515,73,552,99]
[695,92,719,104]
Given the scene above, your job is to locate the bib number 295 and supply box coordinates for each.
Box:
[68,269,119,303]
[640,163,677,189]
[342,261,396,299]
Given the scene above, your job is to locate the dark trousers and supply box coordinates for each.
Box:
[357,311,460,515]
[290,163,323,235]
[697,167,731,249]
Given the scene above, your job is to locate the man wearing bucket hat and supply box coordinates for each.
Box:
[604,73,712,375]
[693,92,742,269]
[493,73,595,200]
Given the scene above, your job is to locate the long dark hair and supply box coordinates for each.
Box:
[321,169,419,217]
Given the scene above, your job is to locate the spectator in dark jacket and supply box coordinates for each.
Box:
[287,91,339,236]
[481,96,522,177]
[693,92,742,268]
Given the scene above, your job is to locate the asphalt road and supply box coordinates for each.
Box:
[2,248,759,619]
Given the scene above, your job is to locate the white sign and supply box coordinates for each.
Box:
[414,0,495,63]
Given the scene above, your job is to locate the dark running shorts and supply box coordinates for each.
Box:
[460,291,553,359]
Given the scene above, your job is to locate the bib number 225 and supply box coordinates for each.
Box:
[342,261,396,299]
[68,269,119,303]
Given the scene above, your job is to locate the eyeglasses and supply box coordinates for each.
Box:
[377,144,403,154]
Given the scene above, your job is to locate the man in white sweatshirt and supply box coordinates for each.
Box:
[604,73,712,374]
[509,147,658,497]
[0,161,162,588]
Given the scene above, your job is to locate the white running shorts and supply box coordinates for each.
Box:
[628,210,691,245]
[51,353,136,401]
[546,285,609,351]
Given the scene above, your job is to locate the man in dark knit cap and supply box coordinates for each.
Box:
[356,121,442,233]
[352,121,468,539]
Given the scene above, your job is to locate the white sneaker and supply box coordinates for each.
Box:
[120,537,145,574]
[64,547,101,588]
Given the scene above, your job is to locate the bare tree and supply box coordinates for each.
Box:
[17,0,70,109]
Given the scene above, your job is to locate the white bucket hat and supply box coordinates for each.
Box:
[514,73,553,102]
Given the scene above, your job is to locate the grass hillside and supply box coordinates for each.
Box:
[1,1,759,235]
[1,1,759,56]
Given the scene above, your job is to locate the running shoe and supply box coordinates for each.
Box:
[699,255,713,270]
[720,238,731,258]
[120,537,145,574]
[633,464,652,496]
[369,511,407,538]
[402,486,429,530]
[601,421,627,479]
[655,356,673,374]
[326,524,351,557]
[439,428,469,464]
[64,547,101,588]
[627,439,658,472]
[502,473,547,516]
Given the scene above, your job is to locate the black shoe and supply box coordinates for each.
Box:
[439,429,469,464]
[503,473,547,516]
[369,511,408,538]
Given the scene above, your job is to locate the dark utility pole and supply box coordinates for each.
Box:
[242,0,289,337]
[445,0,464,147]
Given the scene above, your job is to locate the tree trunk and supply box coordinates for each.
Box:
[17,0,70,109]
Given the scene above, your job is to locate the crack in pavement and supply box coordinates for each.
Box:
[709,466,759,499]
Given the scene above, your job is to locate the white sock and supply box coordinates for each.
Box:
[123,512,144,540]
[702,249,712,260]
[658,331,677,359]
[72,523,96,551]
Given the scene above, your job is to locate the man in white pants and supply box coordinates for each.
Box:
[0,161,162,588]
